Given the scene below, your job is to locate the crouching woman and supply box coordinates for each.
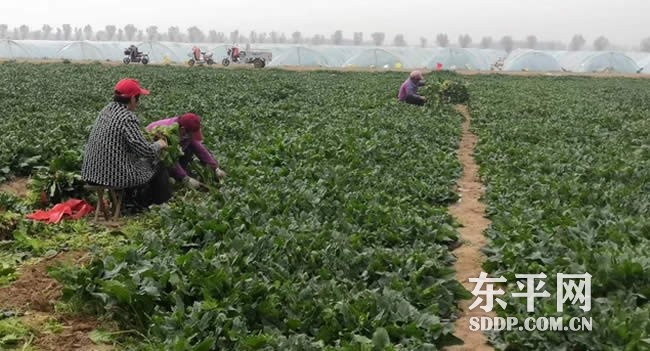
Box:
[81,78,172,209]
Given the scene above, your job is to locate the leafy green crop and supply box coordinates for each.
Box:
[0,63,466,350]
[439,80,469,104]
[421,73,470,105]
[467,75,650,350]
[25,150,85,207]
[0,318,31,348]
[5,60,648,351]
[146,124,184,167]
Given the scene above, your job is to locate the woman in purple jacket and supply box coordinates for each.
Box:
[398,71,427,106]
[147,113,226,189]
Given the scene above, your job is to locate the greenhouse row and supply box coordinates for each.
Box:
[1,39,650,73]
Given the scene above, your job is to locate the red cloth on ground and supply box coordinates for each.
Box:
[26,199,94,224]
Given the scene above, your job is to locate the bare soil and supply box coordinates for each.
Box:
[445,105,495,351]
[0,251,88,312]
[33,314,111,351]
[0,251,112,350]
[0,177,29,198]
[21,312,111,351]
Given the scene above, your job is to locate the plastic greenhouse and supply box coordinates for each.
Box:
[1,40,649,74]
[134,41,186,63]
[343,48,408,69]
[163,42,199,62]
[559,52,639,73]
[625,51,649,63]
[635,56,650,74]
[208,44,232,61]
[467,48,507,68]
[503,49,562,72]
[268,46,331,67]
[313,46,363,67]
[92,41,127,61]
[424,48,489,70]
[15,40,70,59]
[55,41,104,61]
[391,47,434,67]
[547,51,569,60]
[0,40,33,59]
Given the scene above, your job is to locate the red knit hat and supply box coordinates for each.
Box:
[177,113,203,141]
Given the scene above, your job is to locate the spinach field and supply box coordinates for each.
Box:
[0,62,648,350]
[0,63,465,350]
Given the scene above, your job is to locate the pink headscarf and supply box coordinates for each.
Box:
[410,70,424,81]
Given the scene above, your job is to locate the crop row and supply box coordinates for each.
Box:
[468,75,650,350]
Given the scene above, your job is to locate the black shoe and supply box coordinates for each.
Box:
[447,240,462,251]
[121,201,147,216]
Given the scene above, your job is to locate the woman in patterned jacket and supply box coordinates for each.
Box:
[81,78,171,208]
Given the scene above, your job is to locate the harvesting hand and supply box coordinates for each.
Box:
[215,168,227,180]
[183,176,201,189]
[156,139,168,149]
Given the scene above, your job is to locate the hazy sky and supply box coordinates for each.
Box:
[4,0,648,47]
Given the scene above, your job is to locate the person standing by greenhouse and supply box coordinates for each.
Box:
[81,78,172,210]
[398,70,427,106]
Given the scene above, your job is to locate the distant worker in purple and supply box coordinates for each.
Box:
[398,70,426,106]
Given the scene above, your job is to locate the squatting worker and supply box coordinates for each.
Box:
[146,113,226,189]
[81,78,173,209]
[398,70,427,106]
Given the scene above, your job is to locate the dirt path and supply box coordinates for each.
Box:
[446,105,494,351]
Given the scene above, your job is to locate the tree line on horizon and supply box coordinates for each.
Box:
[1,24,648,52]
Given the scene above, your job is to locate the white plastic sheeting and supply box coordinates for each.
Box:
[625,52,649,63]
[55,41,104,61]
[635,57,650,74]
[208,44,232,62]
[268,46,331,67]
[469,48,507,67]
[312,46,362,67]
[343,48,409,68]
[424,48,489,70]
[393,47,435,67]
[625,52,650,74]
[559,52,639,73]
[135,41,186,63]
[1,40,648,74]
[0,40,33,59]
[503,49,562,72]
[94,42,127,61]
[547,51,569,60]
[16,40,68,59]
[167,42,199,62]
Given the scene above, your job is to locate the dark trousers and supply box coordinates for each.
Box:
[178,146,195,175]
[405,95,425,106]
[169,143,204,180]
[124,167,172,210]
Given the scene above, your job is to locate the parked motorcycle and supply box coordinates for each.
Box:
[123,47,149,65]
